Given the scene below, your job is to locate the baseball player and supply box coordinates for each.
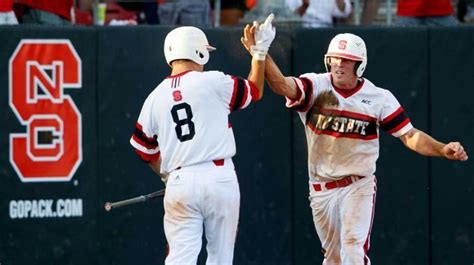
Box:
[129,16,276,265]
[241,32,468,264]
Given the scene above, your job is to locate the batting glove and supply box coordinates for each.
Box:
[251,13,276,61]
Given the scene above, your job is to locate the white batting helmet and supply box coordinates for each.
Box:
[324,33,367,77]
[164,26,216,66]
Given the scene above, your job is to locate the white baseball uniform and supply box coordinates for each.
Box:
[288,73,413,265]
[130,70,259,265]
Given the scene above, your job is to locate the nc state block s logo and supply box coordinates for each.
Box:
[338,40,347,50]
[9,40,83,182]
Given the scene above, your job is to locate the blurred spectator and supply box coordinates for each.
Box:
[116,2,152,24]
[219,0,248,26]
[457,0,474,23]
[241,0,299,26]
[143,1,159,24]
[103,2,138,25]
[158,0,211,27]
[108,1,159,25]
[361,0,380,25]
[286,0,352,28]
[0,0,18,25]
[16,0,73,25]
[396,0,459,26]
[74,0,93,25]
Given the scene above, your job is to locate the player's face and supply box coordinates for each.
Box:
[328,56,359,89]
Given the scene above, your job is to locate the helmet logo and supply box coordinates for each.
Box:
[338,40,347,50]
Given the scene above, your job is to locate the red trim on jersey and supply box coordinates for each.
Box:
[135,149,160,163]
[306,122,378,140]
[132,134,149,148]
[382,106,412,134]
[240,82,249,108]
[301,77,314,112]
[386,118,410,134]
[381,106,404,124]
[320,108,377,122]
[332,78,365,98]
[248,80,261,101]
[134,123,158,148]
[290,77,314,112]
[166,70,192,79]
[228,122,232,128]
[229,76,239,109]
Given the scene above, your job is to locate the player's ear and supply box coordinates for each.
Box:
[325,56,331,72]
[354,61,362,76]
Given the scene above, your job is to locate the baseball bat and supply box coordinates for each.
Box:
[104,188,165,212]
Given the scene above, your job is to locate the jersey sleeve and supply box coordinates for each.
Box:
[212,71,259,112]
[285,74,315,112]
[379,89,413,137]
[129,95,160,163]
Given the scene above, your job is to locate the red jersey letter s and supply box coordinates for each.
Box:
[9,40,82,182]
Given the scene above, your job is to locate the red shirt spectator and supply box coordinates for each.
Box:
[0,0,14,12]
[397,0,453,17]
[17,0,73,21]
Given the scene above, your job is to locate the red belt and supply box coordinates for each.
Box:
[312,175,364,192]
[212,159,224,166]
[175,159,224,170]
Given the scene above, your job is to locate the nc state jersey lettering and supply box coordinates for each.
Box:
[130,70,258,173]
[287,73,413,180]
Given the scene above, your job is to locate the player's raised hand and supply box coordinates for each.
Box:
[255,13,276,49]
[241,14,275,61]
[441,142,468,161]
[240,23,257,55]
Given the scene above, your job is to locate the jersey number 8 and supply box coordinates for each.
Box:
[171,103,195,142]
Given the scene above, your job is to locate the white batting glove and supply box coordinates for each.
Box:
[251,14,276,61]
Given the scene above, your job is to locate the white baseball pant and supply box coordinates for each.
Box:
[163,159,240,265]
[309,176,377,265]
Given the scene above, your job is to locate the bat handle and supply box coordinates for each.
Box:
[144,190,166,200]
[104,188,165,212]
[104,195,146,211]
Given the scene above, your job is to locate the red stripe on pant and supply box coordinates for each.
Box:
[363,179,377,264]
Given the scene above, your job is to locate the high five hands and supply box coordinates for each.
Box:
[241,14,276,61]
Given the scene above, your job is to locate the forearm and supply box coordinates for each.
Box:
[402,128,445,157]
[265,55,299,99]
[148,158,162,175]
[148,158,169,183]
[248,58,265,100]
